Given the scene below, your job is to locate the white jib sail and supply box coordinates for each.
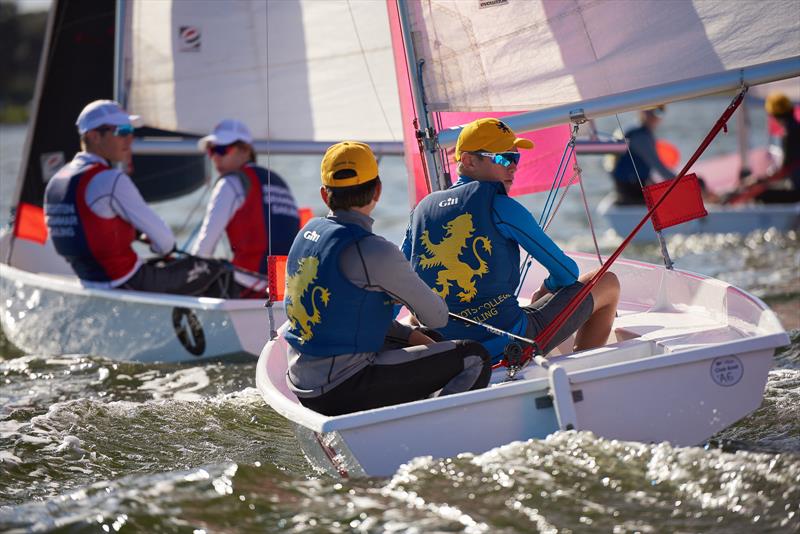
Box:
[124,0,402,143]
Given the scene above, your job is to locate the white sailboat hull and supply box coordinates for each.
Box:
[0,234,281,363]
[255,253,788,477]
[598,193,800,242]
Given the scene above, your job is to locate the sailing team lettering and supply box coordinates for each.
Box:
[45,203,78,237]
[456,293,512,323]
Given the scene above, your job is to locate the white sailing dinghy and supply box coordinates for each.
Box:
[0,0,404,362]
[599,130,800,242]
[256,0,797,477]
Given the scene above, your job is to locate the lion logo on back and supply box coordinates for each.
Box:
[417,213,492,302]
[285,256,330,343]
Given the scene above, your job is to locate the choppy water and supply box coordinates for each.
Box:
[2,96,800,532]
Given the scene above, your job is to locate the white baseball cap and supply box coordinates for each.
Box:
[197,119,253,150]
[76,100,142,134]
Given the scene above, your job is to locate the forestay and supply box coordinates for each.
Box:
[403,0,800,112]
[124,0,402,142]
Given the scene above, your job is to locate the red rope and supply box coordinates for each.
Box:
[533,90,747,353]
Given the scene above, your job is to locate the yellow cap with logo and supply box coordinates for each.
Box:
[321,141,379,188]
[455,118,534,161]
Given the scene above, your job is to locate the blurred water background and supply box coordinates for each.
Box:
[1,95,799,532]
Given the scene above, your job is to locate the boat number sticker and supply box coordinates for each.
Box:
[710,356,743,387]
[172,307,206,356]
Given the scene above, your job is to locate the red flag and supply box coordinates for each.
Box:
[13,203,48,244]
[643,174,707,231]
[267,255,287,302]
[297,207,313,228]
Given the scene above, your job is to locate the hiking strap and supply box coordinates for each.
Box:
[534,89,747,353]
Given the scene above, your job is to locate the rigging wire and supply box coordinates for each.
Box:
[515,125,579,298]
[613,113,646,189]
[575,160,604,266]
[264,0,277,337]
[613,112,673,268]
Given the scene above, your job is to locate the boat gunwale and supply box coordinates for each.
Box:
[259,328,788,434]
[0,262,274,311]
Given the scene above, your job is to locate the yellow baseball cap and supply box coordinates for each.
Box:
[455,118,534,161]
[321,141,379,187]
[765,92,792,117]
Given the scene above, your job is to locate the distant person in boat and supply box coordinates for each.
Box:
[44,100,236,297]
[610,106,676,204]
[403,118,620,362]
[284,141,491,416]
[727,92,800,204]
[193,119,300,297]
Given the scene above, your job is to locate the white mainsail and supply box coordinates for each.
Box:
[124,0,402,143]
[396,0,800,146]
[404,0,799,112]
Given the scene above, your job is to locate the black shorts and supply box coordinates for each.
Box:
[522,282,593,354]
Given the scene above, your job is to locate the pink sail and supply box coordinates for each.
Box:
[386,1,575,207]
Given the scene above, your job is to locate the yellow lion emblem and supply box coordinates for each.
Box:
[285,256,330,343]
[418,213,492,302]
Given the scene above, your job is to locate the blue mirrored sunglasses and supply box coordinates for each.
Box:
[96,124,135,137]
[476,151,521,167]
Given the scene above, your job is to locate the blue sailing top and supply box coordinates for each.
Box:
[402,176,579,357]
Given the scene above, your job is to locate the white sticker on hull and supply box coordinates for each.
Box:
[710,355,743,387]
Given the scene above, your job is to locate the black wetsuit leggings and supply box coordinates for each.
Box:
[299,334,491,416]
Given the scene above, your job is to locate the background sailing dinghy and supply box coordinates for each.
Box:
[0,235,271,363]
[599,135,800,242]
[0,0,407,363]
[256,0,797,476]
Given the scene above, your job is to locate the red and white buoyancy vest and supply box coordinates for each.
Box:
[225,164,299,273]
[44,161,138,282]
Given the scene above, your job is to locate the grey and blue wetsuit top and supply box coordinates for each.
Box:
[287,209,448,398]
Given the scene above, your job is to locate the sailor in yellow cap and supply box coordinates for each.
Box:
[284,141,491,416]
[729,92,800,204]
[756,92,800,203]
[403,118,620,361]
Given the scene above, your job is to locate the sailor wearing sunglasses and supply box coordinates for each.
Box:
[403,118,619,361]
[44,100,236,297]
[193,120,300,297]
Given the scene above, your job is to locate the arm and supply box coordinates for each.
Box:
[190,177,245,257]
[340,235,448,329]
[88,170,176,255]
[492,195,579,292]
